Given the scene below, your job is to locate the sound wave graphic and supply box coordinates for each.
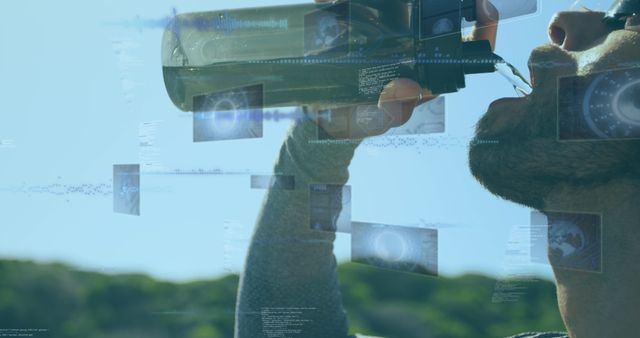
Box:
[109,8,288,34]
[208,12,289,33]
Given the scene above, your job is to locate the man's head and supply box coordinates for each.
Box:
[470,6,640,210]
[469,1,640,337]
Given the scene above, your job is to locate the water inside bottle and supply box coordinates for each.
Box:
[492,54,533,97]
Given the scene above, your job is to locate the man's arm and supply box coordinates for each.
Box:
[235,1,500,335]
[508,333,569,338]
[235,116,360,338]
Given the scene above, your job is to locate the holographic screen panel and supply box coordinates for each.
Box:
[490,0,537,21]
[113,164,140,216]
[316,97,445,140]
[309,184,351,233]
[462,0,538,28]
[559,67,640,141]
[530,211,602,273]
[352,222,438,276]
[387,96,445,136]
[193,84,264,142]
[304,1,350,57]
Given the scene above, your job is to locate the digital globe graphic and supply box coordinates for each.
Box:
[549,221,586,259]
[531,211,602,273]
[304,2,349,57]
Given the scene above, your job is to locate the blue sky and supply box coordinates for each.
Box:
[0,0,580,282]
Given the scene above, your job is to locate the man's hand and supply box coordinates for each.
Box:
[377,0,499,128]
[314,0,499,135]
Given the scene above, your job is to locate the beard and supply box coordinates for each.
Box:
[468,43,640,210]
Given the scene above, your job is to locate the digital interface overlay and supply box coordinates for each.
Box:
[352,222,438,276]
[315,97,445,140]
[304,1,350,57]
[530,211,602,273]
[193,84,264,142]
[113,164,141,216]
[559,67,640,141]
[309,184,352,233]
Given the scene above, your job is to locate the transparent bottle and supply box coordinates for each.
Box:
[161,0,497,112]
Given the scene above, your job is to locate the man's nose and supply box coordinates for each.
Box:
[548,11,617,51]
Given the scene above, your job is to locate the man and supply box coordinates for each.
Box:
[235,0,640,337]
[469,1,640,337]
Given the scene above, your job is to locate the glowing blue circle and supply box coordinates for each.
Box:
[613,79,640,126]
[374,231,408,262]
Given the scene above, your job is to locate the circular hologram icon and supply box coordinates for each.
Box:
[193,84,264,142]
[582,69,640,139]
[316,14,343,49]
[374,230,408,262]
[209,96,241,132]
[549,220,586,259]
[200,88,250,137]
[352,222,438,276]
[432,18,454,35]
[613,79,640,126]
[304,2,349,57]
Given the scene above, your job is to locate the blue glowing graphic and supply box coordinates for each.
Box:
[193,85,264,142]
[559,67,640,140]
[107,8,178,33]
[530,211,602,273]
[352,222,438,276]
[113,164,140,216]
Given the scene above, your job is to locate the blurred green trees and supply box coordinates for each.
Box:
[0,260,565,338]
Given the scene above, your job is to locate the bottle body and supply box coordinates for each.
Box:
[161,0,492,112]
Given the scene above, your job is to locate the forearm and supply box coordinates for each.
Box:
[235,117,360,338]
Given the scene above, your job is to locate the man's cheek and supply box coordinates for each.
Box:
[476,99,531,137]
[577,31,640,74]
[492,98,530,129]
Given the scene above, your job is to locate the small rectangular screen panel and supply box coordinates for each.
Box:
[309,184,351,233]
[113,164,140,216]
[352,222,438,276]
[530,211,602,273]
[559,67,640,141]
[193,84,264,142]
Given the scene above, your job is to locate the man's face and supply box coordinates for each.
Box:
[469,9,640,210]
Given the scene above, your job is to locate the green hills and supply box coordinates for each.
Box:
[0,259,564,338]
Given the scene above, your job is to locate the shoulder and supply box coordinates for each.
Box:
[508,332,569,338]
[353,332,569,338]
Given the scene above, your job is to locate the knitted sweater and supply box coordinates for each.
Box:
[235,119,568,338]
